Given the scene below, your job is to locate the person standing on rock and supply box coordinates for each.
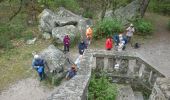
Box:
[63,34,70,53]
[32,54,45,81]
[126,23,135,43]
[78,40,87,55]
[105,37,113,50]
[86,25,93,46]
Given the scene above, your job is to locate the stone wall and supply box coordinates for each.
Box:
[149,78,170,100]
[48,50,93,100]
[48,49,170,100]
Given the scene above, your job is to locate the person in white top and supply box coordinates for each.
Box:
[74,55,83,69]
[126,23,135,42]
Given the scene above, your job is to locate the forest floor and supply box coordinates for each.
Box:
[0,13,169,100]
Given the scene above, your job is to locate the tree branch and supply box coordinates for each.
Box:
[9,0,23,21]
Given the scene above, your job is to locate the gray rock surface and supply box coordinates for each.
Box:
[39,9,56,33]
[26,38,36,45]
[52,25,78,43]
[104,0,140,25]
[43,32,51,39]
[39,7,92,43]
[39,45,70,79]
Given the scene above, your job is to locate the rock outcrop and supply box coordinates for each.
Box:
[39,45,70,82]
[104,0,140,25]
[39,7,92,42]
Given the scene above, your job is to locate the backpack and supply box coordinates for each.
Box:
[34,59,44,66]
[134,43,140,49]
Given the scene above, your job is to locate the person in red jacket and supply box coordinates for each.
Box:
[105,37,113,50]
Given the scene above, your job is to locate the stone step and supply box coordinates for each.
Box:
[116,85,135,100]
[134,92,144,100]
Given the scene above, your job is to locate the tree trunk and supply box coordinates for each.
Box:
[140,0,150,17]
[101,0,108,20]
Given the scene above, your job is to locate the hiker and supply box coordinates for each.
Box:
[74,55,83,69]
[65,64,77,80]
[112,33,119,46]
[118,41,126,51]
[126,23,135,43]
[86,25,93,45]
[78,40,87,55]
[32,54,45,81]
[105,37,113,50]
[117,34,126,51]
[63,34,70,53]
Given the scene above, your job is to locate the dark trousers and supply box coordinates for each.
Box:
[64,45,69,53]
[36,67,45,81]
[127,36,132,43]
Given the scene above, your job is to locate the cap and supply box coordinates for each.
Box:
[130,23,134,27]
[34,55,39,59]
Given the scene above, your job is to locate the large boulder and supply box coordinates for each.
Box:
[104,0,140,25]
[39,45,70,83]
[52,25,79,43]
[39,9,57,33]
[39,7,92,42]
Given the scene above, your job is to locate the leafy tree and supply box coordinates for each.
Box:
[88,74,117,100]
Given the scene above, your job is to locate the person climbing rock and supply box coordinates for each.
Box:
[105,37,113,50]
[78,40,87,55]
[86,25,93,45]
[65,64,77,80]
[63,34,70,53]
[32,54,45,81]
[126,23,135,43]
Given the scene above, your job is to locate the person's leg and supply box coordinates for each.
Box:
[64,45,66,53]
[67,45,69,52]
[38,72,43,81]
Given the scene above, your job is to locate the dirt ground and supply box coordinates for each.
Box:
[0,13,169,100]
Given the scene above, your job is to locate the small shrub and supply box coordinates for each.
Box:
[55,0,80,12]
[82,10,93,19]
[168,20,170,30]
[93,18,123,39]
[88,73,117,100]
[148,0,170,15]
[134,19,153,35]
[23,31,34,41]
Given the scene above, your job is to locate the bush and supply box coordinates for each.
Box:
[82,10,93,19]
[55,0,80,12]
[134,19,153,35]
[148,0,170,15]
[168,20,170,30]
[93,18,123,39]
[88,73,117,100]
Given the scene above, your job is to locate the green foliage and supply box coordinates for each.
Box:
[70,33,81,48]
[82,10,93,19]
[23,31,34,41]
[88,74,117,100]
[148,0,170,15]
[168,20,170,30]
[134,19,153,35]
[93,18,123,39]
[0,23,26,49]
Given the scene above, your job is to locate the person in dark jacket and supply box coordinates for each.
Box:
[63,34,70,53]
[113,34,119,46]
[78,40,87,55]
[65,64,77,80]
[32,54,45,81]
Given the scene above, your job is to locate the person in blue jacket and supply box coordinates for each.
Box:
[78,40,87,55]
[32,54,45,81]
[112,33,119,46]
